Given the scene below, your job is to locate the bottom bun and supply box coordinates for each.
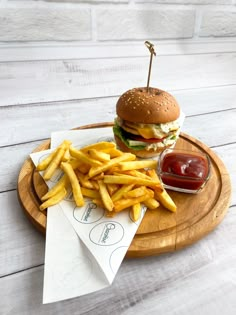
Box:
[114,135,170,158]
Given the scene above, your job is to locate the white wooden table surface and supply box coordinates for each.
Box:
[1,40,236,315]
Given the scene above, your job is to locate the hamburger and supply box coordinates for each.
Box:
[113,87,184,158]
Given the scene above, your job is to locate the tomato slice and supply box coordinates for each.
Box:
[130,135,166,143]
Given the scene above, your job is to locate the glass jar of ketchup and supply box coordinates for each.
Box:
[158,148,211,193]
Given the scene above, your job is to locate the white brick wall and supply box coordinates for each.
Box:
[0,8,91,41]
[97,9,195,40]
[0,0,235,43]
[200,11,236,37]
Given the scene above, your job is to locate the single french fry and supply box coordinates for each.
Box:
[61,162,84,207]
[155,189,177,212]
[91,180,99,190]
[111,184,134,202]
[75,170,94,189]
[90,180,99,190]
[123,186,147,198]
[36,148,59,171]
[62,148,71,162]
[68,159,82,169]
[143,198,160,210]
[41,174,69,201]
[88,149,110,162]
[40,188,67,211]
[106,183,119,196]
[92,198,103,207]
[105,210,116,218]
[81,141,116,153]
[118,160,157,171]
[146,169,162,184]
[145,169,164,193]
[103,174,161,188]
[81,187,100,199]
[70,147,102,167]
[114,194,151,212]
[88,153,136,178]
[104,166,121,175]
[146,188,155,198]
[43,146,67,181]
[98,180,114,212]
[102,148,123,158]
[147,169,177,212]
[132,203,142,221]
[77,163,91,174]
[91,173,105,181]
[37,140,71,172]
[123,170,155,180]
[60,140,72,147]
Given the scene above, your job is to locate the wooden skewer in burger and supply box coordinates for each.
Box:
[113,41,184,158]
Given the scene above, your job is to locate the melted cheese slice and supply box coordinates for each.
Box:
[124,121,173,139]
[138,127,157,138]
[121,111,185,139]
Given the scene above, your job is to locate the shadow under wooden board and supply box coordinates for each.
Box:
[17,122,231,258]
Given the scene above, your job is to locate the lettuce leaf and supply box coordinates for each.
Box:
[113,123,146,150]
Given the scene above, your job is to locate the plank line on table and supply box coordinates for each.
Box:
[1,83,235,109]
[1,108,235,147]
[1,85,235,147]
[0,140,42,191]
[0,263,44,279]
[1,205,236,313]
[0,52,236,106]
[0,190,45,277]
[1,40,236,62]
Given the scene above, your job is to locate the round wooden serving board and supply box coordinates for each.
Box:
[17,123,231,258]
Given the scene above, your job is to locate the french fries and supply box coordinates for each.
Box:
[42,140,71,180]
[123,186,147,198]
[69,147,102,167]
[81,187,100,199]
[88,153,136,178]
[118,160,157,171]
[97,180,114,212]
[81,141,116,153]
[102,148,123,158]
[41,174,69,201]
[106,183,119,196]
[103,174,161,187]
[114,189,153,212]
[60,162,84,207]
[75,170,94,189]
[40,188,67,211]
[88,149,110,162]
[37,140,177,220]
[143,198,160,210]
[36,148,59,171]
[111,184,134,202]
[132,203,142,221]
[147,169,177,212]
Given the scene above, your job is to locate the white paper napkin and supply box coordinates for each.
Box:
[30,128,146,304]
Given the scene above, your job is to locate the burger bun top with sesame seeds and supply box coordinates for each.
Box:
[113,87,184,158]
[116,87,180,124]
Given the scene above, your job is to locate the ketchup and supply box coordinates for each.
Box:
[160,151,210,191]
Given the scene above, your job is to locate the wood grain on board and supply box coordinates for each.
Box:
[17,123,231,258]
